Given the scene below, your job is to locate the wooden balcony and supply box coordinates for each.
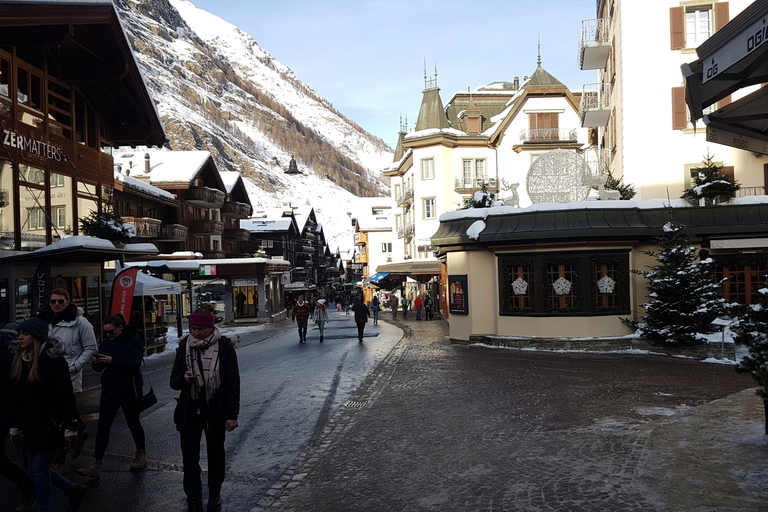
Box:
[201,250,225,259]
[122,217,161,238]
[354,253,368,264]
[223,228,250,241]
[354,232,368,246]
[158,223,188,242]
[189,219,224,235]
[185,186,225,208]
[222,201,253,219]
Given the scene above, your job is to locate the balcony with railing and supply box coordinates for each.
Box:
[158,223,188,242]
[354,252,368,264]
[397,221,415,240]
[222,228,250,241]
[736,186,767,198]
[184,186,225,208]
[189,219,224,235]
[581,148,612,176]
[395,186,414,207]
[578,18,612,70]
[201,250,225,259]
[122,217,161,238]
[580,83,613,127]
[454,177,499,194]
[222,201,253,219]
[354,231,368,246]
[519,128,578,144]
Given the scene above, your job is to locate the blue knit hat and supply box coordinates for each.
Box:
[18,318,49,343]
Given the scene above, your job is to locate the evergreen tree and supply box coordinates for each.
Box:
[635,221,725,344]
[735,286,768,397]
[604,171,636,200]
[682,153,740,206]
[80,210,136,245]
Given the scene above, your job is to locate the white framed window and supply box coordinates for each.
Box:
[395,214,401,229]
[685,7,712,47]
[421,158,435,180]
[382,242,392,252]
[52,205,66,229]
[26,207,46,230]
[462,159,486,185]
[261,239,274,248]
[423,198,436,219]
[51,173,65,188]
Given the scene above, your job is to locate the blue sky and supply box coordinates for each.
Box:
[191,0,599,149]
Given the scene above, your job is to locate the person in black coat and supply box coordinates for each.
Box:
[170,312,240,512]
[78,314,147,478]
[8,318,86,512]
[351,296,370,343]
[0,323,36,511]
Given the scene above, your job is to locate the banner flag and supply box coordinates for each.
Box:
[110,267,139,322]
[31,260,51,317]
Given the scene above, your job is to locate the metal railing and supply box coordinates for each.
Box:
[580,83,612,111]
[122,216,161,238]
[397,221,415,239]
[581,148,612,176]
[395,186,413,206]
[736,186,767,198]
[578,18,611,67]
[519,128,578,143]
[454,177,499,192]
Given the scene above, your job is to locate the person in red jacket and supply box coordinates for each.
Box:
[291,296,311,343]
[414,295,424,320]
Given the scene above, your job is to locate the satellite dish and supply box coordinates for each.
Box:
[526,149,592,203]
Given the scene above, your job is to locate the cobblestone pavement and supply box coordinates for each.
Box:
[263,318,768,512]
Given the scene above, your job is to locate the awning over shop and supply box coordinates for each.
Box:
[375,261,442,275]
[366,272,391,283]
[0,236,159,264]
[682,0,768,152]
[134,272,182,296]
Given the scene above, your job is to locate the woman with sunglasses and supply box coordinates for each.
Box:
[8,318,87,512]
[78,314,146,478]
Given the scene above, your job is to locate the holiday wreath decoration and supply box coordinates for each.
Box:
[597,275,616,294]
[553,277,572,296]
[512,277,528,296]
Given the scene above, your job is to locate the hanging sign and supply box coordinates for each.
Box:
[199,264,217,276]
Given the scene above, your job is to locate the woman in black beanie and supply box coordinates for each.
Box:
[8,318,87,512]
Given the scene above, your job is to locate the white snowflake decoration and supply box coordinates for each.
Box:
[553,277,572,296]
[597,275,616,294]
[512,277,528,295]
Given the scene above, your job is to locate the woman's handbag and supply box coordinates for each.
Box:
[134,358,158,412]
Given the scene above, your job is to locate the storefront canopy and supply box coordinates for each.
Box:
[366,272,391,283]
[682,0,768,152]
[375,261,442,275]
[0,237,159,264]
[134,271,181,296]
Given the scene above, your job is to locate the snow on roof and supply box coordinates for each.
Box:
[219,171,241,193]
[115,172,176,201]
[241,218,293,232]
[405,127,467,140]
[440,196,768,223]
[126,257,289,271]
[32,236,159,255]
[113,148,211,184]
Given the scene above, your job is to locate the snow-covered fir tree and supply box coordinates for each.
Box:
[735,286,768,397]
[634,221,726,344]
[682,153,740,206]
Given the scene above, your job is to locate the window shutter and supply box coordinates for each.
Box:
[717,95,732,108]
[715,2,730,32]
[721,166,734,180]
[670,7,685,50]
[672,87,687,130]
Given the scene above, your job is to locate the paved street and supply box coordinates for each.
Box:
[3,311,768,511]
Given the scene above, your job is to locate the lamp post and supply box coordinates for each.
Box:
[711,315,734,360]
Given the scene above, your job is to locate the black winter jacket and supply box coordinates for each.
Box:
[169,335,240,432]
[0,329,17,428]
[9,342,78,451]
[91,324,144,395]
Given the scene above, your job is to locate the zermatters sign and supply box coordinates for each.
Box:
[3,129,62,161]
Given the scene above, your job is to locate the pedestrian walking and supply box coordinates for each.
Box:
[313,299,329,343]
[170,312,240,512]
[291,296,311,343]
[38,288,95,473]
[351,297,370,343]
[371,295,380,325]
[235,292,246,318]
[9,318,87,512]
[391,295,399,320]
[0,322,36,511]
[414,295,423,320]
[424,295,434,320]
[401,294,409,319]
[308,297,316,318]
[78,314,146,479]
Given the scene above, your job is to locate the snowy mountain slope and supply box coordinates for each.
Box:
[113,0,393,247]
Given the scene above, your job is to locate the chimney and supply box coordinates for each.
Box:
[144,153,150,173]
[513,77,519,90]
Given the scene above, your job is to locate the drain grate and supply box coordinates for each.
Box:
[344,400,369,408]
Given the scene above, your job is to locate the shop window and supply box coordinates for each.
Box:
[0,160,16,248]
[16,67,42,111]
[19,184,47,250]
[26,207,46,230]
[498,252,630,316]
[19,164,44,186]
[15,278,31,322]
[52,205,66,229]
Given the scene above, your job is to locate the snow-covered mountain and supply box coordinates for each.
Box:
[114,0,393,249]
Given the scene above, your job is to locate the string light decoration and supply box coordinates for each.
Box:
[526,149,592,203]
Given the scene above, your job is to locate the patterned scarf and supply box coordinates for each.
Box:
[184,327,222,402]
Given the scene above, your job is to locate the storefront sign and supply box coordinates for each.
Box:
[2,129,62,161]
[703,13,768,84]
[199,264,217,276]
[233,279,258,286]
[448,274,469,315]
[706,124,768,155]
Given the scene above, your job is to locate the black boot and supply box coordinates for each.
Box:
[187,493,204,512]
[207,493,222,512]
